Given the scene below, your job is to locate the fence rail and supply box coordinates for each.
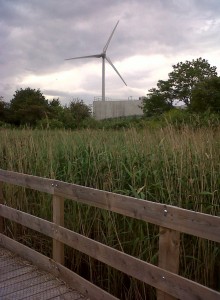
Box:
[0,169,219,300]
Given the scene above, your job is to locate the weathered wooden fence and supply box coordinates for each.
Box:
[0,169,219,300]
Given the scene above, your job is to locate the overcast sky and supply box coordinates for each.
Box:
[1,0,220,105]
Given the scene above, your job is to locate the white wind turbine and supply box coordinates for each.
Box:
[65,20,127,101]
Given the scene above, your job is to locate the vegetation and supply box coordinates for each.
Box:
[0,126,219,299]
[0,57,219,129]
[190,76,220,113]
[168,57,217,106]
[142,58,218,117]
[0,57,220,298]
[0,88,92,129]
[9,88,50,126]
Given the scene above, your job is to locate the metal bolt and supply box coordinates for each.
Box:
[164,209,168,216]
[55,184,58,187]
[51,183,54,187]
[162,276,165,280]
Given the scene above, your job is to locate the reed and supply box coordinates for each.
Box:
[0,126,219,299]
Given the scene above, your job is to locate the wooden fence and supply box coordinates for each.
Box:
[0,169,219,300]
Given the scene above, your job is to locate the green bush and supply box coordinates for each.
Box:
[37,118,64,129]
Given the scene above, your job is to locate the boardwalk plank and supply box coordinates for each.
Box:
[1,235,118,300]
[0,256,20,267]
[1,262,31,274]
[3,279,63,299]
[0,266,37,283]
[0,246,88,300]
[52,291,86,299]
[0,271,41,289]
[23,285,81,300]
[0,273,54,296]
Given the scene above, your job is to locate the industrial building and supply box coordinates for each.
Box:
[93,99,144,120]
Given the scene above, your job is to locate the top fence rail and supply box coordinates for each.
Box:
[0,169,219,243]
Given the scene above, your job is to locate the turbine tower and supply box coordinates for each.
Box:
[65,20,127,101]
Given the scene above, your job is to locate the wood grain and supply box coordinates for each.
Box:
[0,245,87,300]
[1,169,220,300]
[0,234,118,300]
[0,169,219,242]
[53,195,64,264]
[0,169,54,195]
[157,227,180,300]
[54,181,220,243]
[0,206,219,300]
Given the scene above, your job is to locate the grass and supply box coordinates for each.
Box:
[0,125,219,299]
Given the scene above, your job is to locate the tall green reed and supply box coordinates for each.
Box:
[0,126,219,298]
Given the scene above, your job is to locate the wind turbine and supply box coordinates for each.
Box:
[65,20,127,101]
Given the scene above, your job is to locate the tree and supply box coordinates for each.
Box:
[0,97,10,124]
[36,98,65,129]
[69,99,91,123]
[53,99,92,129]
[168,58,217,105]
[0,97,6,120]
[48,98,64,119]
[156,80,175,106]
[142,89,173,117]
[10,88,49,126]
[190,77,220,113]
[142,58,218,117]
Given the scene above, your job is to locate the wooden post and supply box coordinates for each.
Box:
[53,194,64,265]
[0,182,3,233]
[157,227,180,300]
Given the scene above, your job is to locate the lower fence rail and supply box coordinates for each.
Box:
[0,169,219,300]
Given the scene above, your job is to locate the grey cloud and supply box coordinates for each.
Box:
[44,88,99,105]
[1,0,220,102]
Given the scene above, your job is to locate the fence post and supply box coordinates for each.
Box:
[157,227,180,300]
[0,182,3,233]
[53,194,64,265]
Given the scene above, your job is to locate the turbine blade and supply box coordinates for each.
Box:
[103,20,119,53]
[65,54,102,60]
[106,56,127,86]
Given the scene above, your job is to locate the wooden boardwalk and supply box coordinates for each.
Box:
[0,169,220,300]
[0,247,88,300]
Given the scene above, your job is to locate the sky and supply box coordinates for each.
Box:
[1,0,220,106]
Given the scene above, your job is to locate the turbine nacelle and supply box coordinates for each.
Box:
[65,20,127,101]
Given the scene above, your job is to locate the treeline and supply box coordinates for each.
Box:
[1,57,220,130]
[142,57,220,117]
[0,88,92,129]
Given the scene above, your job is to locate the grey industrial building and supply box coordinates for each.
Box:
[93,99,144,120]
